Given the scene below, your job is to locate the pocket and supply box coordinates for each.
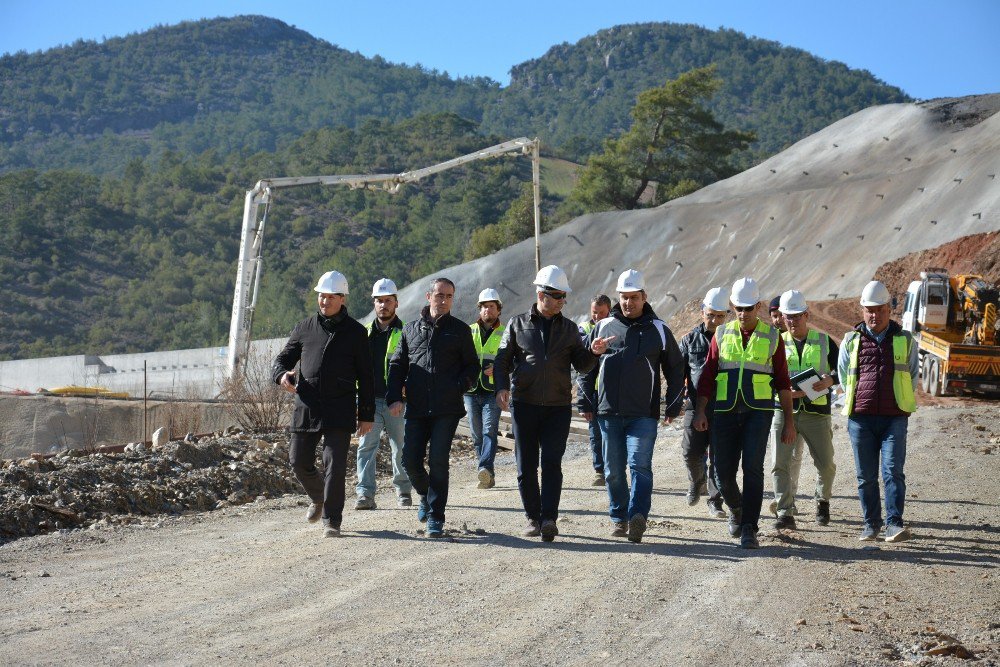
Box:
[752,374,773,400]
[715,373,728,402]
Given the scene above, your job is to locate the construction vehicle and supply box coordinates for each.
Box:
[900,269,1000,396]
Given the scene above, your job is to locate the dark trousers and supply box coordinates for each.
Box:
[588,417,604,472]
[511,401,572,522]
[402,414,462,522]
[711,409,774,530]
[288,428,352,526]
[681,409,722,503]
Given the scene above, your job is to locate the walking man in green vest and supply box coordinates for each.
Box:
[771,290,839,530]
[837,281,918,543]
[355,278,412,509]
[465,288,505,489]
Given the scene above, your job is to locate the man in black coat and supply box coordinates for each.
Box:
[387,277,479,538]
[273,270,375,538]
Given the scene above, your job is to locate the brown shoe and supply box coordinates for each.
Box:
[522,519,541,537]
[611,521,627,537]
[305,501,323,523]
[477,468,495,489]
[592,471,606,487]
[540,519,559,542]
[627,514,647,543]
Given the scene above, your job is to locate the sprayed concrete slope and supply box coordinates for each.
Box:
[390,97,1000,325]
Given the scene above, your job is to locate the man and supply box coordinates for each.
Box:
[678,287,729,518]
[581,270,684,543]
[465,288,505,489]
[769,296,786,332]
[767,294,804,516]
[577,294,613,486]
[771,290,839,530]
[494,265,608,543]
[272,270,375,538]
[693,277,796,549]
[837,280,918,543]
[354,278,412,510]
[387,278,479,539]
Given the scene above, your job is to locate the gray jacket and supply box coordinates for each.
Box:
[494,304,597,406]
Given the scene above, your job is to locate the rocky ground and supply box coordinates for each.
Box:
[1,404,997,665]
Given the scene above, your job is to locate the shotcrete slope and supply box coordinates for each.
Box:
[387,96,1000,324]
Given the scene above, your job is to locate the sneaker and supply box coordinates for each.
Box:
[627,514,647,543]
[417,496,430,523]
[706,500,727,519]
[774,515,797,530]
[728,508,743,537]
[321,519,341,538]
[592,471,606,487]
[305,500,323,523]
[540,519,559,542]
[477,468,495,489]
[523,519,541,537]
[354,495,377,510]
[427,519,445,538]
[858,525,879,541]
[816,501,830,526]
[739,524,759,549]
[884,524,911,543]
[611,521,628,537]
[397,493,412,508]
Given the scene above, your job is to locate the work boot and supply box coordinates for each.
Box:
[611,521,628,537]
[627,514,647,543]
[774,515,797,530]
[592,471,606,487]
[305,500,323,523]
[727,508,742,537]
[477,468,495,489]
[816,501,830,526]
[523,519,541,537]
[417,496,430,523]
[397,493,412,508]
[540,519,559,542]
[321,518,341,538]
[739,524,759,549]
[706,499,727,519]
[354,495,377,510]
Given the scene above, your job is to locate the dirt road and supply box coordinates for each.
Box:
[2,405,997,665]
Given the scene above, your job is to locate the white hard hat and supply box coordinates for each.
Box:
[779,290,808,314]
[371,278,398,297]
[314,270,349,295]
[533,265,571,293]
[730,277,760,307]
[477,288,502,306]
[702,287,729,312]
[860,280,891,306]
[616,269,644,293]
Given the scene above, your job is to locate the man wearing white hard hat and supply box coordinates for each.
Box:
[678,287,729,518]
[354,278,412,510]
[273,270,375,538]
[837,280,919,543]
[464,288,505,489]
[770,290,839,531]
[693,277,796,549]
[581,269,684,543]
[494,265,611,542]
[577,294,613,487]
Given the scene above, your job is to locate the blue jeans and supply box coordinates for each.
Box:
[588,418,604,472]
[464,393,500,473]
[711,409,774,530]
[847,414,908,529]
[402,414,462,522]
[511,401,572,522]
[598,416,658,522]
[355,398,410,497]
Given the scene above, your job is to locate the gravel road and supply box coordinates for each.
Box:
[1,404,997,666]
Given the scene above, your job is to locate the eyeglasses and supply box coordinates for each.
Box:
[784,313,806,320]
[542,291,567,301]
[734,305,756,312]
[705,312,729,319]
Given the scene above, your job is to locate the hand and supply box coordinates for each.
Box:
[781,420,797,445]
[811,375,835,392]
[790,389,806,399]
[663,416,675,425]
[388,402,404,417]
[483,364,493,378]
[496,390,510,411]
[580,411,593,423]
[356,421,374,437]
[692,412,708,432]
[279,371,297,394]
[590,335,617,355]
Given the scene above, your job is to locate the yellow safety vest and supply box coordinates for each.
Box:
[366,320,404,383]
[469,322,504,392]
[715,319,780,411]
[783,329,831,412]
[842,330,917,415]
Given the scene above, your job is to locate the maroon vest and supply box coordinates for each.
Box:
[853,328,906,416]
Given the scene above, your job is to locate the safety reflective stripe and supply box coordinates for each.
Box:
[783,329,830,409]
[715,319,778,411]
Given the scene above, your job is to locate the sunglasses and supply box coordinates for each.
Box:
[784,313,806,320]
[734,305,756,312]
[542,291,568,301]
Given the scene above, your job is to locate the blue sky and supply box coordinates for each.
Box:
[3,0,998,100]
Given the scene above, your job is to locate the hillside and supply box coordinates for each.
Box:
[0,16,908,174]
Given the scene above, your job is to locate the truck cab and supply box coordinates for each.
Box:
[901,271,950,334]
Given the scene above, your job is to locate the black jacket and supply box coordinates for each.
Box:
[580,303,684,419]
[272,308,375,432]
[386,307,479,417]
[679,322,713,412]
[494,304,597,406]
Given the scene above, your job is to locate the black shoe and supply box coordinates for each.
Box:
[774,515,797,530]
[540,519,559,543]
[816,501,830,526]
[685,483,700,506]
[728,508,742,537]
[627,514,647,543]
[739,524,759,549]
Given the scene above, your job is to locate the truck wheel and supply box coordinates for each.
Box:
[920,356,932,393]
[929,358,943,397]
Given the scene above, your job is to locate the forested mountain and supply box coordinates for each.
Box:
[1,17,909,174]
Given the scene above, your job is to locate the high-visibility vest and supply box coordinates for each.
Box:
[781,329,831,412]
[842,330,917,415]
[366,320,404,383]
[714,319,780,412]
[469,322,504,392]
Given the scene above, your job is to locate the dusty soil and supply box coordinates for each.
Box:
[1,405,997,666]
